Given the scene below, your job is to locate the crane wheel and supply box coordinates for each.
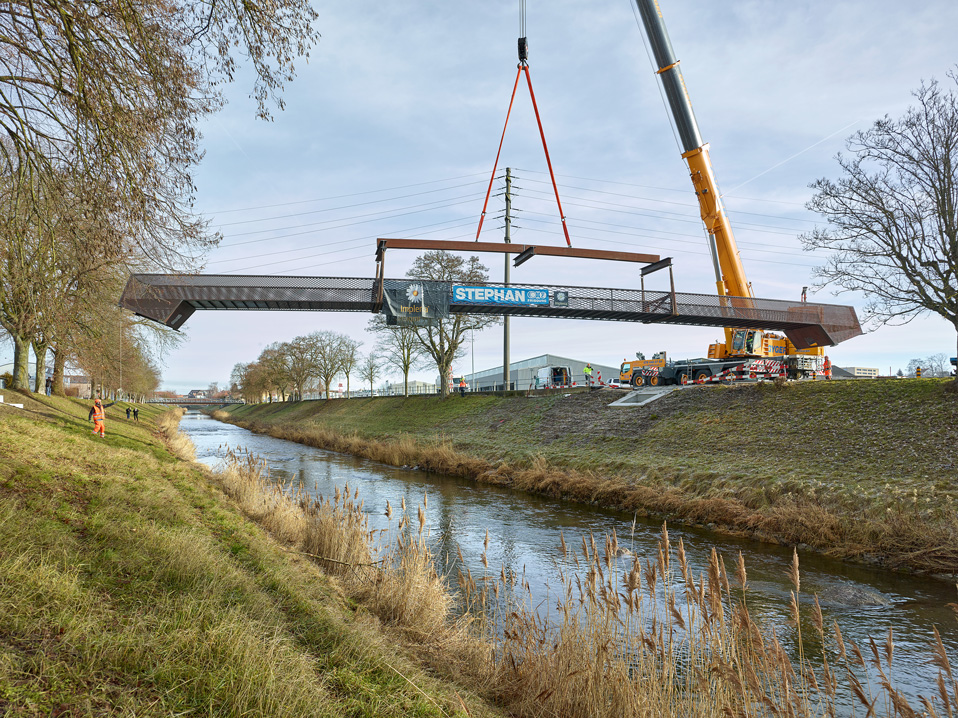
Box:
[647,374,661,387]
[678,372,691,385]
[631,375,644,389]
[693,369,710,384]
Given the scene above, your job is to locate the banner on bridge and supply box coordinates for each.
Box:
[452,285,549,306]
[381,280,450,327]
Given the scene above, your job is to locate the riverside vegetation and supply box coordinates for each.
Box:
[218,378,958,574]
[4,390,958,717]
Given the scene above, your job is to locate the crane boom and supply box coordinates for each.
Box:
[633,0,751,310]
[633,0,827,366]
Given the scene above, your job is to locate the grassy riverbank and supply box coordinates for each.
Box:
[0,392,499,717]
[222,379,958,574]
[4,389,958,717]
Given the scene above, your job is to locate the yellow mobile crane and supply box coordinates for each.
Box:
[620,0,827,387]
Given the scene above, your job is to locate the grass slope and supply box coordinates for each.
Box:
[224,379,958,573]
[0,393,499,717]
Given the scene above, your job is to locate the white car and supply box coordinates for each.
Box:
[605,378,625,389]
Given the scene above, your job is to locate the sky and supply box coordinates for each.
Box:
[13,0,957,391]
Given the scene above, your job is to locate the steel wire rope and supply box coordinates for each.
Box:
[516,174,819,225]
[206,171,490,214]
[517,208,833,257]
[213,180,489,228]
[516,186,804,236]
[516,167,810,207]
[515,222,820,269]
[228,228,481,275]
[216,194,486,247]
[218,223,480,273]
[208,219,478,266]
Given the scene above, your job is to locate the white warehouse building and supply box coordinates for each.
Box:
[462,354,620,392]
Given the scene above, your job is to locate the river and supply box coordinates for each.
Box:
[181,411,955,708]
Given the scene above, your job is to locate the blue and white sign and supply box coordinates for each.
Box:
[453,285,550,306]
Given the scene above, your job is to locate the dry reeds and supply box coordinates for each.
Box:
[211,440,958,718]
[157,409,196,461]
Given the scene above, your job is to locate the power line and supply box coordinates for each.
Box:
[206,172,490,215]
[213,180,488,228]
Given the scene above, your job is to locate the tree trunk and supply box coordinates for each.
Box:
[33,342,47,394]
[11,332,30,391]
[52,346,66,396]
[403,370,409,397]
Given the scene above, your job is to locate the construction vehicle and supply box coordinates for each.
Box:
[619,352,667,387]
[535,365,572,388]
[630,0,828,386]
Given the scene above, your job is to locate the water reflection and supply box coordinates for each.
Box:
[182,412,956,706]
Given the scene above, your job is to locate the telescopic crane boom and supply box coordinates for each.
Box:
[633,0,823,363]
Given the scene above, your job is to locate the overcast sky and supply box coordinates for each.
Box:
[10,1,956,390]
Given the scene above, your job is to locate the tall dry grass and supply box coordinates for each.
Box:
[157,409,196,461]
[212,442,958,718]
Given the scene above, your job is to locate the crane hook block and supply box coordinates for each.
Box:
[518,37,528,63]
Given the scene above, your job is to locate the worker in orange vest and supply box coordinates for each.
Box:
[88,397,115,437]
[459,378,467,397]
[823,356,832,380]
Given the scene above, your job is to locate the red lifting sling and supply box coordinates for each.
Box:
[475,40,572,247]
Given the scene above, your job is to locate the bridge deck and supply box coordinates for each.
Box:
[120,274,862,349]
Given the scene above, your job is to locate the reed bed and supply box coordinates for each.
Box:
[157,409,196,461]
[207,439,958,718]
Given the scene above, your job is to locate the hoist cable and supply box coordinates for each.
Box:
[474,66,523,241]
[521,64,571,247]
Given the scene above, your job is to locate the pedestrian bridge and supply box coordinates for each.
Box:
[120,273,862,350]
[147,398,245,406]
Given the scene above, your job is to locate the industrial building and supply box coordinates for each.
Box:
[463,354,620,392]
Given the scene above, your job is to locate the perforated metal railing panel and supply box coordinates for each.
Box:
[120,274,862,348]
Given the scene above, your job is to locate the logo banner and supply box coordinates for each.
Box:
[381,280,450,326]
[452,285,549,306]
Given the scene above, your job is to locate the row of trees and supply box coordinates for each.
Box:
[0,0,319,396]
[230,251,500,401]
[906,354,955,378]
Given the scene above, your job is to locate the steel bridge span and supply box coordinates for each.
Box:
[119,274,862,350]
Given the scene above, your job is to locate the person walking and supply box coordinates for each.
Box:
[459,378,467,397]
[126,407,131,420]
[45,377,52,396]
[132,408,139,422]
[583,363,594,386]
[88,398,115,438]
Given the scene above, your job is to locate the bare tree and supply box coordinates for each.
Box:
[283,335,321,401]
[358,351,384,396]
[802,76,958,368]
[258,343,291,401]
[310,330,347,400]
[338,337,362,398]
[404,251,499,397]
[367,315,426,397]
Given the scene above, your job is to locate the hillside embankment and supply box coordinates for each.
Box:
[221,379,958,575]
[0,392,502,717]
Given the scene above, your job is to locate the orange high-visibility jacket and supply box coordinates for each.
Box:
[92,404,105,421]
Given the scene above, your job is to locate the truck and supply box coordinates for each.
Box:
[619,351,667,387]
[631,0,829,386]
[535,365,572,389]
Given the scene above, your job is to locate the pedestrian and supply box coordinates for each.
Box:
[126,407,131,419]
[88,397,115,438]
[45,377,52,396]
[583,363,594,386]
[133,408,139,422]
[459,378,467,397]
